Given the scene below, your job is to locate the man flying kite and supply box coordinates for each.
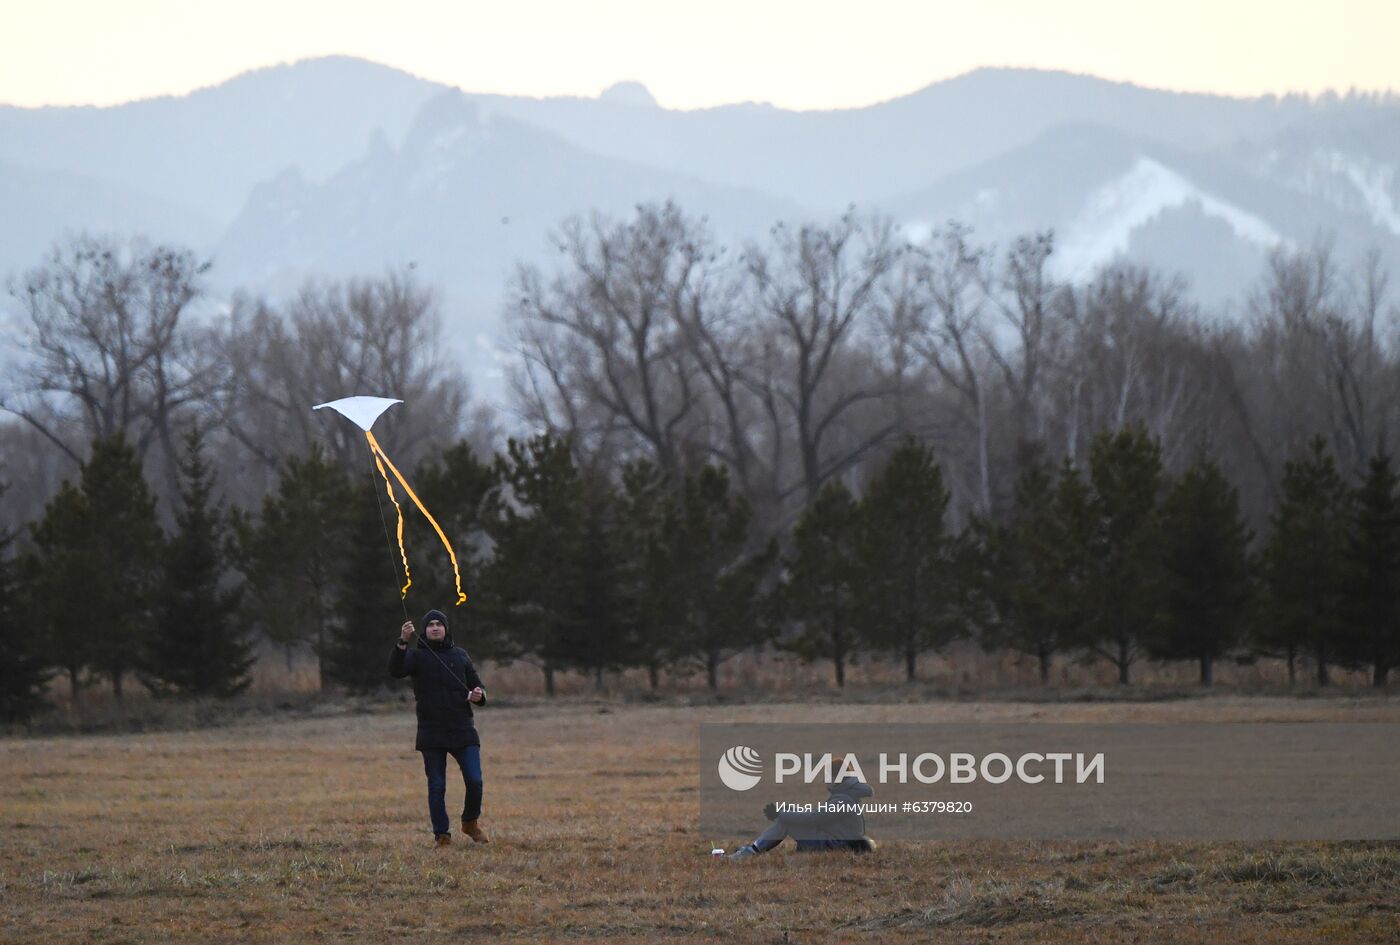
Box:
[313,396,491,847]
[391,609,490,846]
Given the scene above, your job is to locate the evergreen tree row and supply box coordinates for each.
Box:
[4,430,250,720]
[6,424,1400,722]
[974,429,1400,687]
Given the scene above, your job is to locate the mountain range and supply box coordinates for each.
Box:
[3,55,1399,394]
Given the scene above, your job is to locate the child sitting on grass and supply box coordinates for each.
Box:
[726,775,877,859]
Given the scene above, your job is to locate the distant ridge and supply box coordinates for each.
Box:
[2,54,1398,396]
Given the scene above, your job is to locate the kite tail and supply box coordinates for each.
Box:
[365,429,468,606]
[370,442,412,598]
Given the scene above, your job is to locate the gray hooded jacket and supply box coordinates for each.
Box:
[776,776,874,850]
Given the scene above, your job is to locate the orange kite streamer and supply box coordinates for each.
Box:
[312,396,467,606]
[365,428,466,605]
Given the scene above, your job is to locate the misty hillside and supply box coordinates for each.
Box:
[0,157,221,270]
[0,57,441,223]
[211,90,802,385]
[468,67,1323,209]
[216,90,801,294]
[3,55,1400,395]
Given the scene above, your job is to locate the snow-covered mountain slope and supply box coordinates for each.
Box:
[1053,156,1283,280]
[887,123,1400,306]
[1249,148,1400,237]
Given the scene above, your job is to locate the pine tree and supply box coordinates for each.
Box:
[0,483,50,721]
[668,465,775,690]
[615,461,683,689]
[143,427,251,697]
[782,480,859,687]
[1154,457,1254,686]
[485,434,588,696]
[1081,425,1166,685]
[25,436,163,701]
[409,440,498,638]
[322,480,406,693]
[1260,437,1350,686]
[232,446,352,687]
[22,481,92,700]
[84,436,165,699]
[573,472,628,690]
[855,438,961,681]
[1342,450,1400,686]
[974,455,1091,684]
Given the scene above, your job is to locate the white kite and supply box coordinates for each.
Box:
[313,396,467,605]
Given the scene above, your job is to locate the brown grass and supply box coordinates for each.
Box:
[4,697,1400,943]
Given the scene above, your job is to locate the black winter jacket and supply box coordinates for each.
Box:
[388,633,487,750]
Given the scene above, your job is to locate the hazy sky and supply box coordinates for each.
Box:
[3,0,1397,110]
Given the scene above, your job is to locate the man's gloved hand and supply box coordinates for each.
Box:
[763,801,778,821]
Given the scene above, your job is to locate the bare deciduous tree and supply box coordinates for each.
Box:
[983,231,1062,448]
[746,212,900,509]
[4,234,216,495]
[1054,266,1218,472]
[212,271,470,491]
[1234,244,1400,495]
[908,224,998,513]
[507,203,711,478]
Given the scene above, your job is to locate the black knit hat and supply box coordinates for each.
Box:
[421,609,449,630]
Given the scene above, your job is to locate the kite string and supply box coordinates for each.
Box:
[370,461,465,691]
[367,456,463,690]
[368,454,411,621]
[371,445,412,598]
[365,429,468,606]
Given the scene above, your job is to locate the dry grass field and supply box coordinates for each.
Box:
[4,695,1400,944]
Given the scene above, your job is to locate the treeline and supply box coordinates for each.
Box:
[4,203,1400,720]
[4,420,1400,722]
[507,204,1400,537]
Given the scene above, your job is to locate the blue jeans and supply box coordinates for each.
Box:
[754,819,857,853]
[421,745,483,837]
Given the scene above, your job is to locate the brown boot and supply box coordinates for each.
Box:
[461,818,489,843]
[434,833,451,848]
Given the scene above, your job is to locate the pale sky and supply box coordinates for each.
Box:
[2,0,1397,110]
